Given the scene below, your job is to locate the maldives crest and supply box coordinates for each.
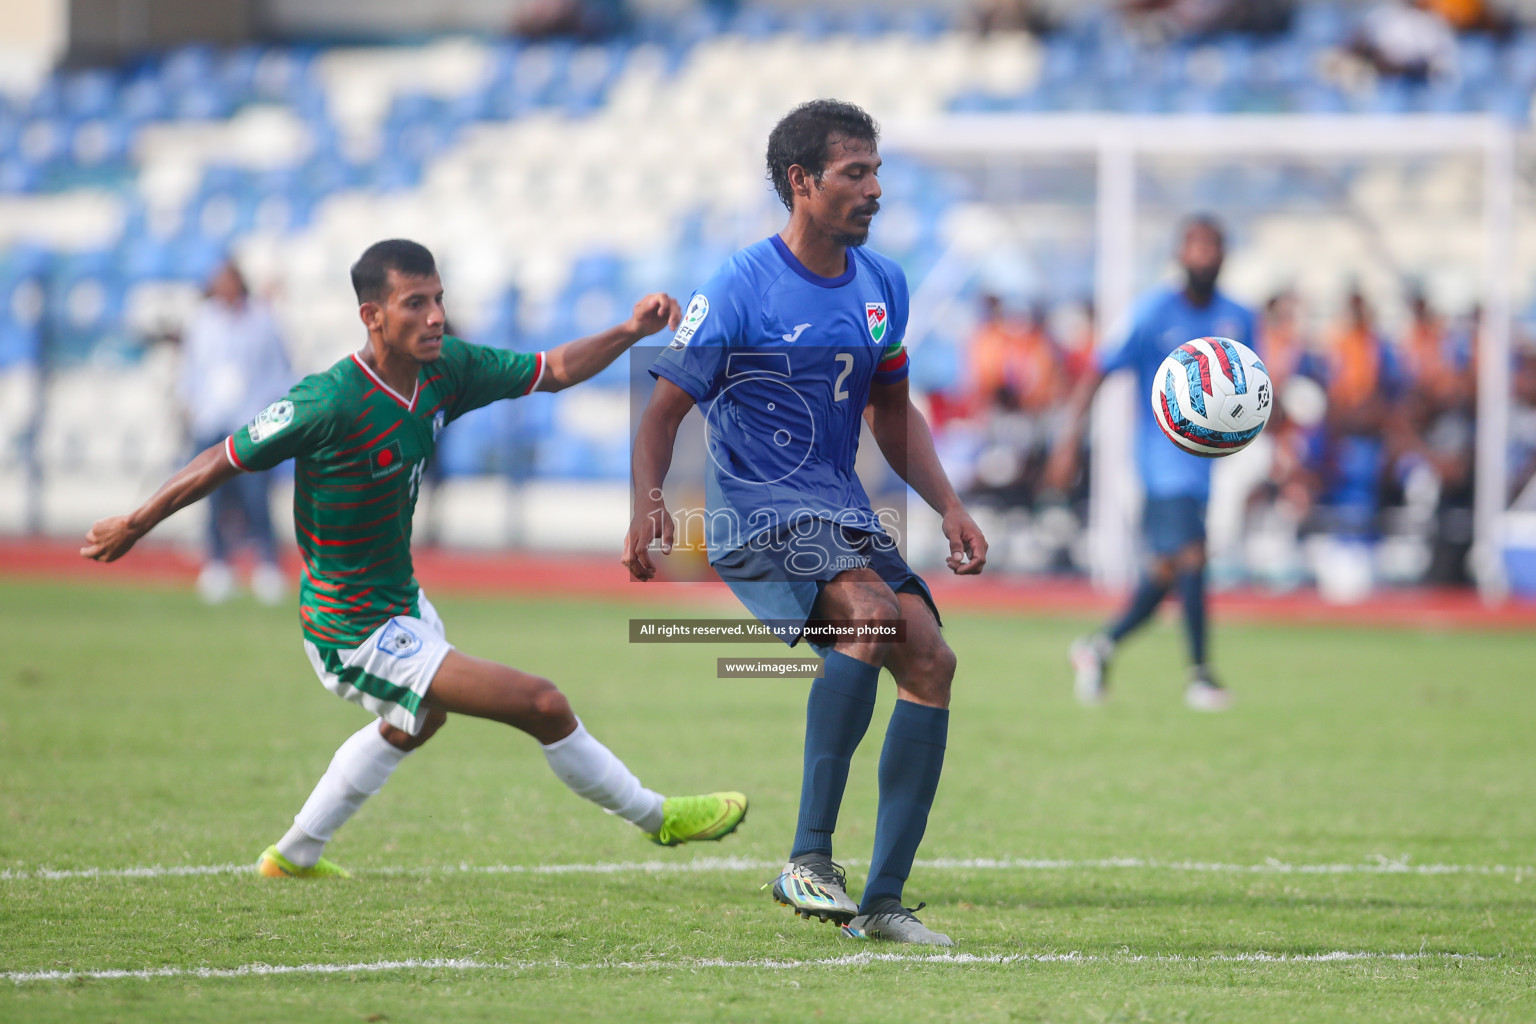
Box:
[865,302,887,343]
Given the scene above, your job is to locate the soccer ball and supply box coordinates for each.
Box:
[1151,337,1272,458]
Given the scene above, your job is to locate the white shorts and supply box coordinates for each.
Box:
[303,590,453,735]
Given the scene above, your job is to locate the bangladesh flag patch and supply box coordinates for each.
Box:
[370,439,405,479]
[866,303,887,343]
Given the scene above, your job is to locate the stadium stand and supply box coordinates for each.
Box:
[0,2,1532,586]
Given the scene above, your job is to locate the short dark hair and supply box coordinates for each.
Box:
[1180,213,1226,248]
[766,100,880,211]
[350,239,437,304]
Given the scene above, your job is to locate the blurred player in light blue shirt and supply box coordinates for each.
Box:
[1047,216,1257,711]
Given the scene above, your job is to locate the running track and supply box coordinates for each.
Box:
[6,537,1535,631]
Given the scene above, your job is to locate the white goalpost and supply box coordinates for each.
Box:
[884,113,1517,600]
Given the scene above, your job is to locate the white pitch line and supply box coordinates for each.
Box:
[3,854,1530,883]
[1,950,1504,985]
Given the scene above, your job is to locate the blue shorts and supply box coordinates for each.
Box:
[712,517,940,655]
[1142,495,1207,557]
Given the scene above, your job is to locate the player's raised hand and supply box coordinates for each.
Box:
[626,293,682,339]
[81,514,144,563]
[621,497,675,581]
[941,508,988,575]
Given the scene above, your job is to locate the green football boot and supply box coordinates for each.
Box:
[646,792,748,846]
[256,844,352,879]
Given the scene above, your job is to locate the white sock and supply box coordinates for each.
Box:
[277,722,411,867]
[541,718,665,833]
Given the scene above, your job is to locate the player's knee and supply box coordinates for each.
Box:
[931,641,958,687]
[1177,546,1207,573]
[527,682,573,729]
[903,640,956,702]
[1150,559,1177,587]
[846,584,901,625]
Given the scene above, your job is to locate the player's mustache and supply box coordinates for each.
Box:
[853,202,880,217]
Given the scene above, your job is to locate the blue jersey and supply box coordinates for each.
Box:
[651,235,911,561]
[1098,285,1257,500]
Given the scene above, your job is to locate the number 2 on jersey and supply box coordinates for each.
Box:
[833,353,854,402]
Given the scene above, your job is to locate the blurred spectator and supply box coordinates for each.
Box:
[1312,289,1413,536]
[1260,290,1306,392]
[971,0,1061,35]
[963,294,1067,508]
[1257,290,1324,519]
[511,0,629,40]
[1404,291,1474,414]
[1120,0,1294,39]
[1058,298,1097,385]
[1402,294,1476,582]
[1349,1,1457,80]
[1424,0,1506,32]
[1510,346,1536,509]
[178,260,293,605]
[966,294,1064,417]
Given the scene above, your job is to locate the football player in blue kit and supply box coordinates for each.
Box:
[622,100,989,946]
[1046,215,1257,712]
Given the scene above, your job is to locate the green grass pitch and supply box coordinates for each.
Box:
[2,576,1534,1022]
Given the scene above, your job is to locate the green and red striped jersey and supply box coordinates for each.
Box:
[227,336,543,648]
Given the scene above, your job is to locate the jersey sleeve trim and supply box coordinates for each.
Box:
[873,348,910,384]
[520,351,547,396]
[650,360,709,403]
[224,435,249,472]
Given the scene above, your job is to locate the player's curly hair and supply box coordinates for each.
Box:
[351,239,437,304]
[766,100,880,212]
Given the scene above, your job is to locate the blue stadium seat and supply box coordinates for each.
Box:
[436,407,499,476]
[1505,33,1536,88]
[117,233,175,282]
[117,76,169,123]
[44,253,126,363]
[62,70,117,119]
[1457,36,1498,89]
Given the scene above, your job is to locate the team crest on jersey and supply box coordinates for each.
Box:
[432,409,445,440]
[377,620,422,659]
[865,303,888,344]
[247,400,294,443]
[370,439,406,479]
[670,294,709,350]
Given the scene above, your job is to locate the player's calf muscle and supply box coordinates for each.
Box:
[425,653,577,742]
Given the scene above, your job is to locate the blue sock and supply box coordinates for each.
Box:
[861,700,948,910]
[789,651,880,859]
[1107,576,1168,643]
[1176,568,1208,667]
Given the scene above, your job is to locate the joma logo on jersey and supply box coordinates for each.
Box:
[370,439,406,479]
[865,303,887,343]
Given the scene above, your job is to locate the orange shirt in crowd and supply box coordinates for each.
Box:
[967,318,1063,414]
[1327,322,1383,412]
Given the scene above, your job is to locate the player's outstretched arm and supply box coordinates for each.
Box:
[1042,364,1104,492]
[81,442,240,562]
[622,378,695,581]
[536,293,681,393]
[866,378,988,576]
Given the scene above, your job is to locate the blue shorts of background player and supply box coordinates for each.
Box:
[1142,495,1207,558]
[713,518,942,657]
